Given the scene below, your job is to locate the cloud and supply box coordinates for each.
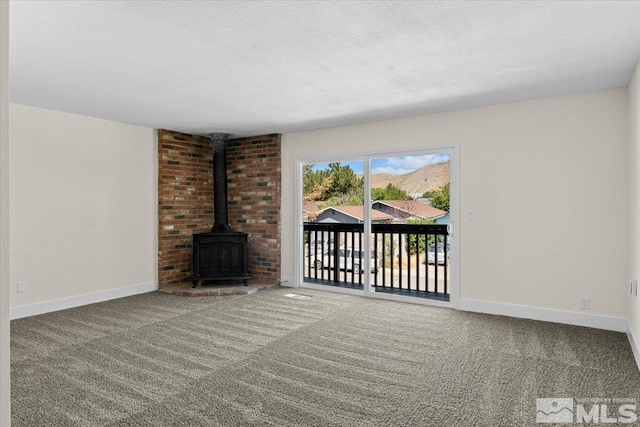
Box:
[372,153,449,175]
[371,166,414,175]
[312,154,450,175]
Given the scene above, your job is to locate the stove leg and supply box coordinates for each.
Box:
[243,279,248,286]
[192,280,198,289]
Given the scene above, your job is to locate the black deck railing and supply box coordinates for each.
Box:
[304,222,450,301]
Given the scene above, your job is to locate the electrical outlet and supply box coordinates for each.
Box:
[631,280,638,297]
[467,209,475,220]
[580,297,589,310]
[17,282,25,293]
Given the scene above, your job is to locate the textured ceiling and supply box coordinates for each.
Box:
[9,1,640,137]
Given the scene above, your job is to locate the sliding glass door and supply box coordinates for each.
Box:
[368,153,451,302]
[298,147,457,306]
[302,161,366,289]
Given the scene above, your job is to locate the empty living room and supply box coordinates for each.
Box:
[2,1,640,426]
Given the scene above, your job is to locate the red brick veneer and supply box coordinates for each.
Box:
[158,130,281,289]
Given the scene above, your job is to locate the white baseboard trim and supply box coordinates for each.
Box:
[280,277,295,287]
[459,298,627,332]
[627,322,640,372]
[300,281,363,297]
[10,281,158,320]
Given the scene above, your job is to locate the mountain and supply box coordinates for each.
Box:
[371,161,449,196]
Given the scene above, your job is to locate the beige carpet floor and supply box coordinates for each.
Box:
[11,287,640,426]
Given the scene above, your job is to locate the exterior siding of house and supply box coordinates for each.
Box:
[315,209,360,224]
[434,213,450,225]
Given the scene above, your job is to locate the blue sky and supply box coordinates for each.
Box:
[311,153,450,175]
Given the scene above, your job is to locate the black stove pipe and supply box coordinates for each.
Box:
[208,132,233,233]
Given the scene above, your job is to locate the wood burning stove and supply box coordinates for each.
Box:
[192,133,250,287]
[192,232,249,286]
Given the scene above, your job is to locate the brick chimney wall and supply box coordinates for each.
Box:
[157,130,281,288]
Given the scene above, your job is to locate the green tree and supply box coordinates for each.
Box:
[325,190,363,206]
[303,165,331,200]
[327,163,361,198]
[372,183,410,201]
[405,219,434,255]
[426,183,450,212]
[303,163,363,204]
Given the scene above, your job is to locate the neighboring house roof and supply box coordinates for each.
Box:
[303,201,322,222]
[318,206,393,222]
[373,200,447,220]
[303,201,319,213]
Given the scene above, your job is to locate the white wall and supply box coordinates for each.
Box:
[0,1,10,424]
[283,89,628,319]
[629,60,640,341]
[9,104,157,313]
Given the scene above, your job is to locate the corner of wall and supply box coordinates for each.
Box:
[628,320,640,372]
[0,0,10,424]
[628,58,640,367]
[153,130,159,285]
